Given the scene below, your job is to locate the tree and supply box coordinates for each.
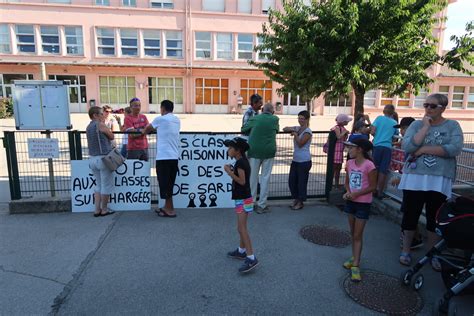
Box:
[251,0,474,115]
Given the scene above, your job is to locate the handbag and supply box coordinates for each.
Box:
[97,123,125,171]
[323,126,341,154]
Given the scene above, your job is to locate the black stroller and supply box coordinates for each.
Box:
[400,196,474,315]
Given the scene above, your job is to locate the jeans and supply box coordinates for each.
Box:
[249,157,275,208]
[288,160,312,201]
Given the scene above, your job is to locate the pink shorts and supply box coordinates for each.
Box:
[234,197,254,214]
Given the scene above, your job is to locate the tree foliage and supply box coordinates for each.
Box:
[251,0,474,114]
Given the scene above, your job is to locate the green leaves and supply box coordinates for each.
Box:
[252,0,473,114]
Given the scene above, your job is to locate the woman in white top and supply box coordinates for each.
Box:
[398,93,463,270]
[283,110,312,210]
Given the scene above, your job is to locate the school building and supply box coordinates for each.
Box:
[0,0,473,118]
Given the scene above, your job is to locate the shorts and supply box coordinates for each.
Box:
[156,159,179,199]
[344,200,371,220]
[373,146,392,174]
[234,197,254,214]
[127,149,148,161]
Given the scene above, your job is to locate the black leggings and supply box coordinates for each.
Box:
[401,190,447,232]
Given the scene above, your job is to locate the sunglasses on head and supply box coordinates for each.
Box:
[423,103,443,109]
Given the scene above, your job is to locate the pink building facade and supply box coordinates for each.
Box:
[0,0,472,118]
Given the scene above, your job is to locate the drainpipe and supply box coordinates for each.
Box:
[185,0,193,113]
[40,62,47,80]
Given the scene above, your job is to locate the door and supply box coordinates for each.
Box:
[282,93,307,115]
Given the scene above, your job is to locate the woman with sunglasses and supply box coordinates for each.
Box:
[398,93,463,271]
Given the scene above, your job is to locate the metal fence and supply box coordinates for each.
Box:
[3,130,337,202]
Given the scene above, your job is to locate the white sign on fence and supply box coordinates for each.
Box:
[27,138,59,158]
[71,160,151,212]
[162,133,234,209]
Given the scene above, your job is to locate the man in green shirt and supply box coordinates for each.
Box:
[241,103,279,213]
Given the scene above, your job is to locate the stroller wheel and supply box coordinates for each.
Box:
[411,273,424,291]
[400,269,414,286]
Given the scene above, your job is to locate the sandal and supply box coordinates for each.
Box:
[431,257,442,272]
[399,252,412,266]
[291,202,304,210]
[156,208,177,218]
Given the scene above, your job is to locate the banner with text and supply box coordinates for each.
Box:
[71,160,151,212]
[164,133,234,209]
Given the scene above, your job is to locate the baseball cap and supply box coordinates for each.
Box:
[336,114,353,124]
[394,117,415,129]
[343,138,373,152]
[223,137,250,152]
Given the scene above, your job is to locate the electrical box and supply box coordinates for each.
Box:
[12,80,72,130]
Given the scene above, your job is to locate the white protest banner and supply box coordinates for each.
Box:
[27,138,59,158]
[162,133,235,209]
[71,160,151,212]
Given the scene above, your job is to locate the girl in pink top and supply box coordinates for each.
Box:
[342,138,377,282]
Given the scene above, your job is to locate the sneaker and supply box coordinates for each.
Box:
[227,248,247,260]
[343,256,354,270]
[351,266,361,282]
[239,257,259,273]
[410,238,424,250]
[258,206,271,213]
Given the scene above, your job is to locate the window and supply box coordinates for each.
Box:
[1,73,33,98]
[363,89,376,107]
[202,0,224,12]
[148,77,183,105]
[99,76,136,105]
[16,25,35,54]
[238,34,253,60]
[47,0,71,3]
[380,90,393,106]
[238,0,251,13]
[0,24,11,54]
[195,32,211,59]
[397,91,410,107]
[452,86,465,108]
[122,0,136,6]
[97,28,115,56]
[240,79,272,105]
[438,85,449,97]
[216,33,233,60]
[143,30,160,57]
[65,27,83,55]
[166,31,182,58]
[40,26,60,55]
[468,87,474,108]
[150,0,173,8]
[324,92,351,108]
[120,29,138,56]
[256,36,270,61]
[95,0,110,5]
[48,75,87,104]
[195,78,229,105]
[414,88,428,108]
[262,0,275,14]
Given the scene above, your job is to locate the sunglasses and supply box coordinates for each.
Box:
[423,103,443,109]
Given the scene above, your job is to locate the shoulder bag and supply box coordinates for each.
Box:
[97,123,125,171]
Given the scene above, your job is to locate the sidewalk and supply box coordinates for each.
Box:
[1,201,466,315]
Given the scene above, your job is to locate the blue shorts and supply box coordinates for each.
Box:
[373,146,392,174]
[344,201,371,220]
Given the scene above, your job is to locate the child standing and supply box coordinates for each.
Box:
[332,114,352,188]
[342,138,377,282]
[223,137,259,274]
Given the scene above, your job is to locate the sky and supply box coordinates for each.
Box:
[443,0,474,49]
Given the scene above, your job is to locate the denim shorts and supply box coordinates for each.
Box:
[344,200,371,220]
[373,146,392,174]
